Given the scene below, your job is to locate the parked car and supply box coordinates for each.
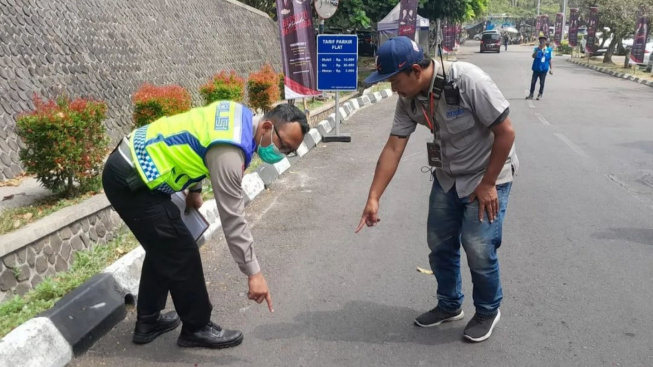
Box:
[480,32,501,53]
[473,30,499,41]
[357,30,377,56]
[640,41,653,69]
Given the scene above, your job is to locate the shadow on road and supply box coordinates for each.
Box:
[252,300,464,346]
[592,227,653,246]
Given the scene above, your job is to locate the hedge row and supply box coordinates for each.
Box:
[16,64,284,198]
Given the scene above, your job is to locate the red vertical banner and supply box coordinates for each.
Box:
[631,7,650,64]
[535,16,542,38]
[568,8,579,47]
[442,19,456,52]
[398,0,418,40]
[586,7,599,54]
[554,13,563,46]
[276,0,320,99]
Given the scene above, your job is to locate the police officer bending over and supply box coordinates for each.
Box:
[103,101,308,349]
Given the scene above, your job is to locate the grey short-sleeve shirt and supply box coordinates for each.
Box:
[392,60,518,198]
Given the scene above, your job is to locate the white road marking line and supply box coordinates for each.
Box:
[554,133,589,158]
[534,112,551,125]
[528,100,535,108]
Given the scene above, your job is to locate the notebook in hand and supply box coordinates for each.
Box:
[171,192,210,243]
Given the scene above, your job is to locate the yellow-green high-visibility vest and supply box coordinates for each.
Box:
[129,101,255,194]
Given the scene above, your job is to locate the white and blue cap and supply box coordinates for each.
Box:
[364,36,424,84]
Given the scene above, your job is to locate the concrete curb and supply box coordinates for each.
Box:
[566,58,653,88]
[0,89,395,367]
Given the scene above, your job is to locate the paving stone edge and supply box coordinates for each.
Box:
[0,89,394,367]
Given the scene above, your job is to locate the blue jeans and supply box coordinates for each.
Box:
[427,179,512,316]
[530,71,548,96]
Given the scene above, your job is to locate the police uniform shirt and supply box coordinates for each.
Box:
[391,59,519,198]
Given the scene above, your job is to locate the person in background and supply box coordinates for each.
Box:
[526,35,553,100]
[502,33,510,51]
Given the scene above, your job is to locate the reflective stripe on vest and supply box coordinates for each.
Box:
[129,101,255,193]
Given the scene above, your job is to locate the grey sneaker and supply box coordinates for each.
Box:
[414,307,464,328]
[463,309,501,342]
[525,94,533,100]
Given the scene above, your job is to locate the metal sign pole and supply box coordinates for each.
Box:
[334,91,340,135]
[317,33,356,143]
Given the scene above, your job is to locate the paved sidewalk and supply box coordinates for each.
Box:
[0,176,52,214]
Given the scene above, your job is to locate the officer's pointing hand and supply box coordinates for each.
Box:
[248,272,274,312]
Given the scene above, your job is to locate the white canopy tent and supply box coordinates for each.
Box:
[377,3,431,54]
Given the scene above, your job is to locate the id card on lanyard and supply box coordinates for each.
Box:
[421,92,442,168]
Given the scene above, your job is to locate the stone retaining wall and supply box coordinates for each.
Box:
[0,0,281,180]
[0,196,123,303]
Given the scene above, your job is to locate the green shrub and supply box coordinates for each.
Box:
[16,95,108,198]
[200,70,245,105]
[132,83,192,128]
[247,64,281,113]
[558,40,573,55]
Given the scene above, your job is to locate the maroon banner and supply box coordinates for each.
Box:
[554,13,563,46]
[398,0,418,40]
[535,16,542,38]
[586,7,599,54]
[631,7,650,64]
[442,19,456,52]
[568,8,579,47]
[276,0,320,99]
[540,15,550,39]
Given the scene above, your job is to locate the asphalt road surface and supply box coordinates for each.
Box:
[71,41,653,367]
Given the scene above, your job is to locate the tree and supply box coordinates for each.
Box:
[239,0,276,18]
[578,0,653,63]
[420,0,488,23]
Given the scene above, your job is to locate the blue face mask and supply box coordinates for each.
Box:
[257,126,285,164]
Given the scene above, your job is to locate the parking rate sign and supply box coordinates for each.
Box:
[317,34,358,91]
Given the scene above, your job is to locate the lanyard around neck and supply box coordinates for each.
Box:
[420,92,435,132]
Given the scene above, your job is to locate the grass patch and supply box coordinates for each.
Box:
[368,82,391,93]
[574,58,653,82]
[0,191,99,235]
[0,231,139,338]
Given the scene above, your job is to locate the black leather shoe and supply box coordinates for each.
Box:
[132,311,181,344]
[177,321,244,349]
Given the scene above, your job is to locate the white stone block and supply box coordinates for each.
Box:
[373,92,383,102]
[273,157,291,175]
[350,99,360,110]
[0,317,72,367]
[318,120,332,135]
[308,128,322,144]
[103,246,145,297]
[241,173,265,201]
[338,107,347,119]
[296,142,309,157]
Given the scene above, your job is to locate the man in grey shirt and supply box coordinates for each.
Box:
[356,37,518,342]
[103,102,308,349]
